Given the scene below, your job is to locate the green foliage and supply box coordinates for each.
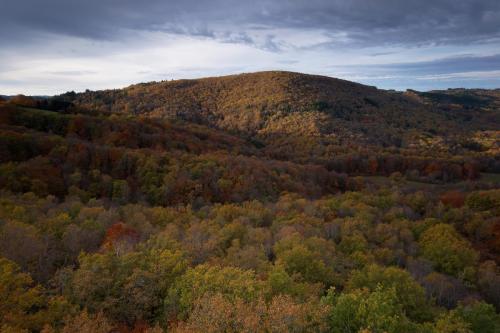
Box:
[324,286,419,333]
[168,264,262,319]
[346,264,433,321]
[435,311,473,333]
[274,235,336,286]
[0,257,72,331]
[466,190,500,212]
[419,223,479,277]
[454,301,500,333]
[65,249,187,324]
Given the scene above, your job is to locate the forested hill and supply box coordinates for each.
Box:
[9,71,500,176]
[1,73,500,332]
[66,71,499,141]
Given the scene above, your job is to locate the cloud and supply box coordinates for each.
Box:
[415,70,500,81]
[45,70,98,76]
[1,0,499,49]
[327,53,500,75]
[379,53,500,75]
[329,54,500,90]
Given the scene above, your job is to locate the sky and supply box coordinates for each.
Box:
[1,0,500,95]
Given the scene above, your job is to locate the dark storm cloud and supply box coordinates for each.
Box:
[1,0,499,48]
[278,0,500,46]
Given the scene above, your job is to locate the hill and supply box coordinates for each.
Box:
[59,71,498,152]
[5,71,500,178]
[1,72,500,332]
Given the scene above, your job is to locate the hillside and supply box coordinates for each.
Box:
[1,72,500,332]
[72,71,414,134]
[61,71,498,155]
[5,72,500,178]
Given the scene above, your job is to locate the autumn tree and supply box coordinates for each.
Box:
[0,257,71,332]
[167,264,262,319]
[346,264,433,321]
[323,286,419,333]
[419,224,479,278]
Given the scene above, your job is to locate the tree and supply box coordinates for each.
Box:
[323,286,418,333]
[422,272,467,308]
[434,311,472,333]
[440,191,466,208]
[275,244,334,286]
[60,311,113,333]
[0,257,44,331]
[465,190,498,211]
[172,293,263,333]
[419,224,479,277]
[167,264,262,319]
[0,220,46,280]
[0,257,71,332]
[265,264,321,301]
[101,222,140,255]
[111,179,130,204]
[273,234,336,286]
[454,301,500,333]
[173,293,329,333]
[477,261,500,308]
[66,249,187,325]
[346,264,432,321]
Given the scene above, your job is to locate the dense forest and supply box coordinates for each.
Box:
[0,71,499,332]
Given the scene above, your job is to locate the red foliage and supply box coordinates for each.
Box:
[440,190,466,208]
[102,222,140,251]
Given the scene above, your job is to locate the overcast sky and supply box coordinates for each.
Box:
[1,0,500,95]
